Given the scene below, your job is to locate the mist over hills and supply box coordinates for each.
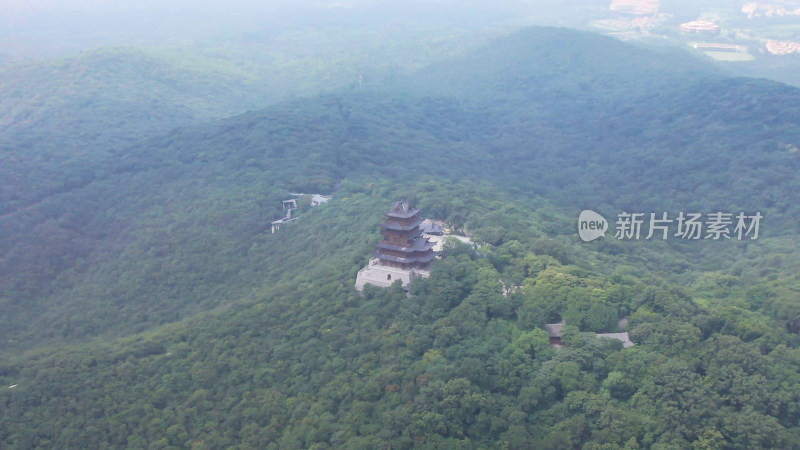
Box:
[2,26,800,448]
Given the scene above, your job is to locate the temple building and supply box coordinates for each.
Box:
[355,201,438,291]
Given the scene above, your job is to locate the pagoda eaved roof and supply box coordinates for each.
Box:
[376,237,435,253]
[380,217,425,231]
[385,200,421,219]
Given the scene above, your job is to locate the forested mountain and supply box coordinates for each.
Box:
[0,25,495,217]
[2,26,800,448]
[0,48,265,146]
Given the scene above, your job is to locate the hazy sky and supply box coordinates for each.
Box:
[1,0,596,57]
[1,1,321,56]
[12,0,775,61]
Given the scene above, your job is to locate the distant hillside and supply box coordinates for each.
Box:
[0,48,271,148]
[407,27,717,101]
[0,25,498,219]
[403,28,800,232]
[0,48,275,224]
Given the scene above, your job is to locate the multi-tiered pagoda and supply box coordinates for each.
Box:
[375,201,436,270]
[355,201,438,291]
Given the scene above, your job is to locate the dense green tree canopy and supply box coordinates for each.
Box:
[2,26,800,448]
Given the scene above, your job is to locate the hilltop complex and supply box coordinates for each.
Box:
[355,201,441,291]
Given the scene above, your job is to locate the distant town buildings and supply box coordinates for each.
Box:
[596,0,799,57]
[610,0,659,16]
[679,20,720,34]
[693,43,743,53]
[594,0,665,38]
[742,2,800,19]
[766,39,800,55]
